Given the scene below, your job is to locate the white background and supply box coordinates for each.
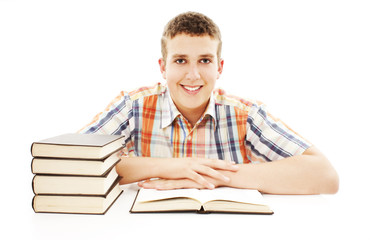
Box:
[1,0,369,239]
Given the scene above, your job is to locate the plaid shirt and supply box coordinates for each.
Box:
[80,83,310,163]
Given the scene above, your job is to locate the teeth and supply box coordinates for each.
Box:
[183,85,201,91]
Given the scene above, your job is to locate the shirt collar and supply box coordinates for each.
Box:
[160,87,217,129]
[161,87,181,129]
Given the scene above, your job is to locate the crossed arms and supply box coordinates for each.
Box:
[116,146,339,194]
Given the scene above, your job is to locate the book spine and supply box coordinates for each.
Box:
[30,142,35,157]
[32,175,36,195]
[31,195,36,213]
[31,158,35,174]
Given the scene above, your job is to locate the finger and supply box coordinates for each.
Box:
[138,179,159,188]
[200,159,239,171]
[156,179,203,190]
[187,170,215,189]
[191,164,230,183]
[140,179,162,189]
[141,179,203,190]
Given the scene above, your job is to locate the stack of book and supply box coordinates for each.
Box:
[31,133,124,214]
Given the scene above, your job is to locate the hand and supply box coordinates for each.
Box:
[153,158,239,189]
[138,179,204,190]
[138,177,224,190]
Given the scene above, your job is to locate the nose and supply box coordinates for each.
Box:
[185,63,201,81]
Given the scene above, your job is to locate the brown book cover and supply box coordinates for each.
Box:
[31,133,125,159]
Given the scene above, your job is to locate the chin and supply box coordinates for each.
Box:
[182,99,208,111]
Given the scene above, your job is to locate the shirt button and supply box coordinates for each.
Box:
[187,135,192,141]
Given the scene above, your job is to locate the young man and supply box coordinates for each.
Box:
[80,12,339,194]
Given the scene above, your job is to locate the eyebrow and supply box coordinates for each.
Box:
[171,54,216,59]
[199,54,216,59]
[171,54,188,59]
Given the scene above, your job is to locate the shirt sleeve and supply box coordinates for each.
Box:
[245,103,311,162]
[78,91,134,150]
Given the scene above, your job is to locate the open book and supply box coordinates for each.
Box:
[130,187,273,214]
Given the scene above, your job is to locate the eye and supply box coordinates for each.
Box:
[200,58,211,64]
[175,59,186,64]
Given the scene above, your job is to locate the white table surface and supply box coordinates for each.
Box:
[12,183,367,240]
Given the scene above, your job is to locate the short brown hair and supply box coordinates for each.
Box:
[161,12,222,63]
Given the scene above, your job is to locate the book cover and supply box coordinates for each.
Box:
[31,133,125,159]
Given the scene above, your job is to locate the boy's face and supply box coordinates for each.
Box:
[159,34,223,118]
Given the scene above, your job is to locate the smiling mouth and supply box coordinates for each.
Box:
[181,85,203,93]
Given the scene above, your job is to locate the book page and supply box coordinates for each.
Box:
[136,187,267,206]
[196,187,267,205]
[136,188,200,203]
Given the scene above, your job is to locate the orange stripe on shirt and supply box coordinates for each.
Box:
[234,107,250,163]
[173,119,181,158]
[141,95,158,157]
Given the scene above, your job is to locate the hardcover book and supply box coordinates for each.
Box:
[31,149,122,176]
[32,180,123,214]
[32,164,120,195]
[130,187,273,214]
[31,133,125,159]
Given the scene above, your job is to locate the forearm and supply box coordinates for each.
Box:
[120,147,339,194]
[219,146,339,194]
[116,157,162,185]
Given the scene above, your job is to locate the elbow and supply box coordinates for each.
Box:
[325,169,339,194]
[318,166,339,194]
[305,147,339,194]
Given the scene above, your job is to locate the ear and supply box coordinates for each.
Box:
[158,58,167,79]
[217,59,224,79]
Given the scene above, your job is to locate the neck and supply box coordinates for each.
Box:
[179,100,210,127]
